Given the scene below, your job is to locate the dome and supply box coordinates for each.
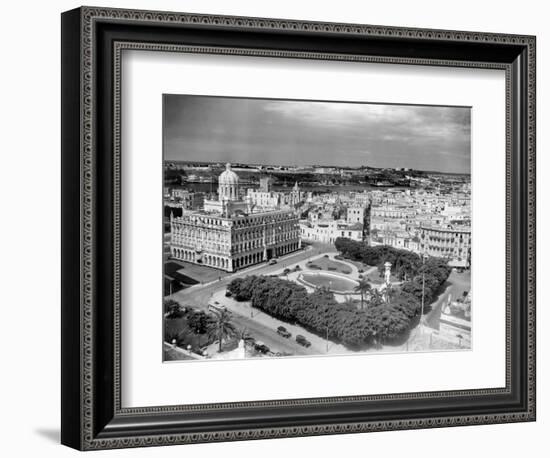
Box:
[219,163,239,185]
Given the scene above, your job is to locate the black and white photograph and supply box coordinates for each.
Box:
[162,95,472,362]
[1,0,544,454]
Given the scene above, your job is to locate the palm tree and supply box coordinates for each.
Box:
[164,298,182,319]
[354,279,372,310]
[237,327,254,344]
[343,296,357,310]
[208,308,237,353]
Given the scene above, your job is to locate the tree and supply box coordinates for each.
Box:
[354,279,372,310]
[369,305,409,342]
[187,310,212,334]
[208,308,237,353]
[391,291,420,318]
[225,273,444,350]
[164,298,184,319]
[342,296,357,310]
[369,288,384,307]
[237,327,254,343]
[384,284,397,303]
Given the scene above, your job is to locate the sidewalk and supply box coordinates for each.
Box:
[185,244,316,291]
[212,289,352,356]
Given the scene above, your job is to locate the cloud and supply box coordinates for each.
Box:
[263,100,470,146]
[164,95,471,173]
[262,100,418,127]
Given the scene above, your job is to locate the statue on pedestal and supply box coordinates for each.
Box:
[384,261,392,287]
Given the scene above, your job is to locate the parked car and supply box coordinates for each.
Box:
[296,335,311,348]
[268,259,278,265]
[254,342,270,354]
[273,351,293,357]
[225,290,232,297]
[208,303,226,313]
[277,326,291,338]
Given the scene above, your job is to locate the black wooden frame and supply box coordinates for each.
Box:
[61,6,536,450]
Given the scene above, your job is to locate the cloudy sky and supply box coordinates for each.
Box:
[164,95,471,174]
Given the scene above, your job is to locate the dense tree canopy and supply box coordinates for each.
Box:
[227,242,452,349]
[334,239,451,305]
[230,275,419,349]
[187,310,213,335]
[334,238,423,281]
[164,298,184,318]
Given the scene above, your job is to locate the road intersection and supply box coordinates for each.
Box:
[167,244,471,358]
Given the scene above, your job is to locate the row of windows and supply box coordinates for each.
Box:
[173,229,230,242]
[183,217,227,226]
[174,239,230,254]
[174,229,300,244]
[425,237,469,244]
[422,245,465,253]
[233,213,297,227]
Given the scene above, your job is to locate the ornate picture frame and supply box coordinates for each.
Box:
[61,6,536,450]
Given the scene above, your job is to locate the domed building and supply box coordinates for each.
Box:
[218,163,239,201]
[203,163,249,216]
[170,163,301,272]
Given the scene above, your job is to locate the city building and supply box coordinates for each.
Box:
[370,204,416,231]
[346,204,367,224]
[439,291,472,347]
[299,219,363,244]
[419,224,471,268]
[246,189,280,209]
[170,164,301,272]
[259,176,273,192]
[279,182,304,208]
[170,189,205,210]
[247,181,304,210]
[371,229,420,253]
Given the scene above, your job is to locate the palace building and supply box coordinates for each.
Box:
[169,163,301,272]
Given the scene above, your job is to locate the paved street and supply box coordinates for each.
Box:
[169,243,332,304]
[167,244,471,357]
[168,243,335,356]
[211,288,351,356]
[425,269,471,330]
[214,311,313,356]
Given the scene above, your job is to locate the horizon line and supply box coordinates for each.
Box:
[164,159,471,176]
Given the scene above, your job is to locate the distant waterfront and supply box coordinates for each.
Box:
[171,182,409,195]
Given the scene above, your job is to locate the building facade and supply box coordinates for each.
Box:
[246,189,280,209]
[170,164,301,272]
[247,181,303,210]
[419,224,471,268]
[439,291,472,347]
[170,189,204,210]
[299,219,363,244]
[371,229,420,253]
[370,204,416,231]
[346,204,367,224]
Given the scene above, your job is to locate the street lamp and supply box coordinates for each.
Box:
[326,323,329,353]
[420,254,428,334]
